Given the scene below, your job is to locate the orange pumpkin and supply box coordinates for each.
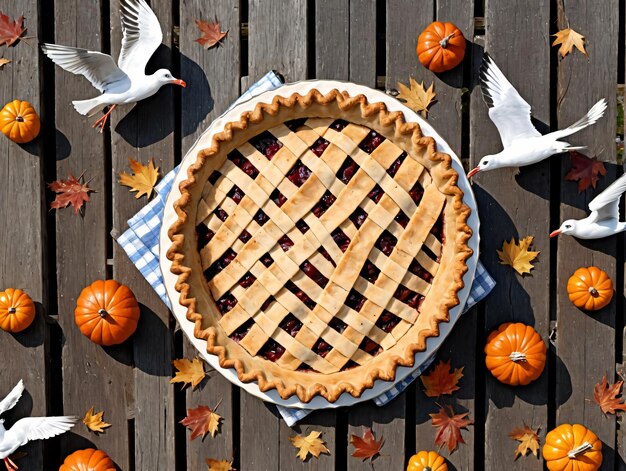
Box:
[542,424,602,471]
[0,99,40,144]
[59,448,116,471]
[417,21,466,73]
[567,266,613,311]
[74,280,140,346]
[407,450,447,471]
[0,288,36,333]
[484,322,546,386]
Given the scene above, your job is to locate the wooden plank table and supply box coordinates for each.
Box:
[0,0,624,469]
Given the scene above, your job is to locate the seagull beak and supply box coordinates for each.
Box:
[467,167,480,179]
[549,229,562,238]
[172,79,186,88]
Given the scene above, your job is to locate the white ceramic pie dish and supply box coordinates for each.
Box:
[159,80,480,409]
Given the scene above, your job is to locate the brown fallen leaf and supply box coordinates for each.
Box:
[118,157,160,199]
[593,374,626,415]
[396,78,437,117]
[0,12,25,47]
[497,236,540,276]
[171,357,206,389]
[0,58,10,69]
[48,173,95,215]
[289,430,330,461]
[350,427,383,461]
[205,458,234,471]
[565,151,607,193]
[509,424,540,460]
[195,19,228,49]
[552,27,587,57]
[420,359,464,398]
[180,402,222,440]
[83,406,111,434]
[430,405,473,453]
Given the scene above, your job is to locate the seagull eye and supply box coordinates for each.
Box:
[565,225,571,229]
[483,160,489,165]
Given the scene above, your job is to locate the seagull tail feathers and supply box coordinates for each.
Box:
[72,98,105,117]
[555,98,607,139]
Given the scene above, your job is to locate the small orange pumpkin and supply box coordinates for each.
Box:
[407,450,447,471]
[0,99,40,144]
[417,21,466,73]
[484,322,546,386]
[567,266,613,311]
[0,288,36,333]
[74,280,140,346]
[542,424,602,471]
[59,448,116,471]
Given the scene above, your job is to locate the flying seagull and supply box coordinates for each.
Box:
[0,380,77,470]
[550,173,626,239]
[41,0,186,132]
[467,53,606,178]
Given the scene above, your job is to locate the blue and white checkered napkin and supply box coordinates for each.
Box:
[116,71,496,426]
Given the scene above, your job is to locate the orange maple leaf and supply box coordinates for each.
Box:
[350,427,383,461]
[430,405,473,453]
[195,19,228,49]
[593,374,626,415]
[171,357,206,389]
[509,424,541,460]
[180,401,222,440]
[48,173,95,215]
[565,151,607,193]
[420,359,464,397]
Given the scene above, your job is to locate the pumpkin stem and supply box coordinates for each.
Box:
[424,468,432,471]
[7,307,16,314]
[567,441,593,459]
[98,308,108,318]
[509,351,527,362]
[439,32,455,48]
[15,115,24,122]
[588,286,599,297]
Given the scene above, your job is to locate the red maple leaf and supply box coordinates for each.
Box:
[48,174,94,215]
[593,374,626,415]
[350,427,383,461]
[420,359,464,397]
[564,151,607,193]
[430,405,473,453]
[0,12,26,47]
[195,19,228,49]
[179,403,222,441]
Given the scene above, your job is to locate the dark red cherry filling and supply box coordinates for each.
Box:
[286,161,312,187]
[249,132,282,159]
[216,293,237,314]
[280,314,303,338]
[359,130,385,153]
[310,137,330,157]
[393,285,424,309]
[208,171,221,185]
[227,185,245,204]
[278,234,294,252]
[238,230,252,243]
[228,150,260,179]
[270,189,287,207]
[295,219,310,233]
[375,231,397,256]
[230,319,253,343]
[409,259,433,283]
[285,281,316,309]
[238,272,256,288]
[196,224,215,250]
[337,156,359,184]
[349,207,368,228]
[377,311,401,333]
[359,337,381,355]
[285,118,307,131]
[431,212,445,242]
[409,182,424,205]
[360,261,380,283]
[260,253,274,268]
[395,210,410,228]
[367,184,384,203]
[214,207,229,222]
[204,248,237,281]
[260,339,285,361]
[312,337,332,357]
[301,261,329,287]
[331,228,351,252]
[312,190,337,217]
[254,209,269,225]
[330,119,348,131]
[387,153,407,177]
[345,289,366,312]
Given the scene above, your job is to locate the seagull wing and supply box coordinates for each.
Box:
[480,53,541,148]
[117,0,163,76]
[5,416,77,448]
[41,44,129,93]
[587,173,626,222]
[0,380,24,415]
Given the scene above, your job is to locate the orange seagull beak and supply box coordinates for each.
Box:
[467,167,480,179]
[549,229,561,238]
[172,79,186,88]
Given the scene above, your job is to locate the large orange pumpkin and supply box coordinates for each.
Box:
[0,99,40,144]
[0,288,36,333]
[74,280,140,346]
[567,266,613,311]
[542,424,602,471]
[417,21,466,73]
[59,448,116,471]
[407,450,447,471]
[484,322,546,386]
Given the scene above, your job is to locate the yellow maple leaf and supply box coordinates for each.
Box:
[83,406,111,434]
[118,157,160,199]
[509,424,540,460]
[171,357,206,389]
[0,58,10,69]
[497,236,540,276]
[289,430,330,461]
[552,28,587,57]
[205,458,233,471]
[396,78,437,117]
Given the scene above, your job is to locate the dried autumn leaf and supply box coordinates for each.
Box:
[118,157,160,199]
[430,405,473,453]
[0,58,10,69]
[565,151,607,193]
[420,359,464,398]
[195,19,228,49]
[552,27,587,57]
[497,236,540,276]
[205,458,233,471]
[180,403,222,440]
[48,174,94,215]
[0,12,25,47]
[350,427,383,461]
[83,406,111,434]
[171,357,206,389]
[289,430,330,461]
[509,424,540,460]
[396,78,437,117]
[593,374,626,415]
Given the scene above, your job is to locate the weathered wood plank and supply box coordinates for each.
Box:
[109,0,176,468]
[279,410,337,469]
[470,0,551,468]
[555,1,619,468]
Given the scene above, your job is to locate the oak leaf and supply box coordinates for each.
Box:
[83,407,111,434]
[396,78,437,117]
[195,19,228,49]
[420,359,464,398]
[552,27,587,57]
[180,403,222,440]
[497,236,540,276]
[350,427,383,461]
[565,151,607,193]
[0,58,10,69]
[509,424,540,460]
[171,357,206,389]
[289,430,330,461]
[430,405,472,453]
[118,157,160,199]
[48,173,94,215]
[205,459,233,471]
[593,374,626,415]
[0,12,25,47]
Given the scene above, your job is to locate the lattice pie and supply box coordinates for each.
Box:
[168,89,472,402]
